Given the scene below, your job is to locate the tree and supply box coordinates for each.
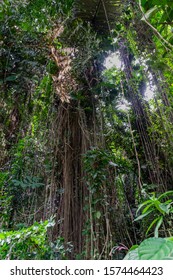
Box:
[1,0,173,259]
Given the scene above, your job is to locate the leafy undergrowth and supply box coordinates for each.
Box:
[0,219,71,260]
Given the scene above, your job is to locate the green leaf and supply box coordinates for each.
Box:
[124,248,139,260]
[146,216,160,235]
[142,202,154,213]
[125,237,173,260]
[141,6,158,21]
[129,244,139,251]
[158,191,173,201]
[134,209,153,221]
[95,211,101,219]
[5,75,18,82]
[159,203,171,214]
[154,200,165,214]
[136,200,154,214]
[139,238,173,260]
[0,233,6,239]
[154,216,163,238]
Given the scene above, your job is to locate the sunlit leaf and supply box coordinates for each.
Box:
[154,216,163,238]
[134,210,153,221]
[141,7,158,21]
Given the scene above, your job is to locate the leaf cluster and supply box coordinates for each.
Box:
[135,191,173,237]
[0,219,55,259]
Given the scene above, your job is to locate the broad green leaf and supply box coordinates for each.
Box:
[139,238,173,260]
[125,238,173,260]
[124,248,139,260]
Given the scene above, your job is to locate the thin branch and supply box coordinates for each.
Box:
[139,0,173,51]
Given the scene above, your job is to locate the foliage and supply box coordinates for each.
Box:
[124,237,173,260]
[0,219,54,259]
[0,135,51,228]
[83,147,133,201]
[135,191,173,237]
[83,147,136,258]
[0,171,13,228]
[1,0,173,260]
[83,148,114,258]
[0,218,73,260]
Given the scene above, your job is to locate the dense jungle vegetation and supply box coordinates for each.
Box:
[1,0,173,260]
